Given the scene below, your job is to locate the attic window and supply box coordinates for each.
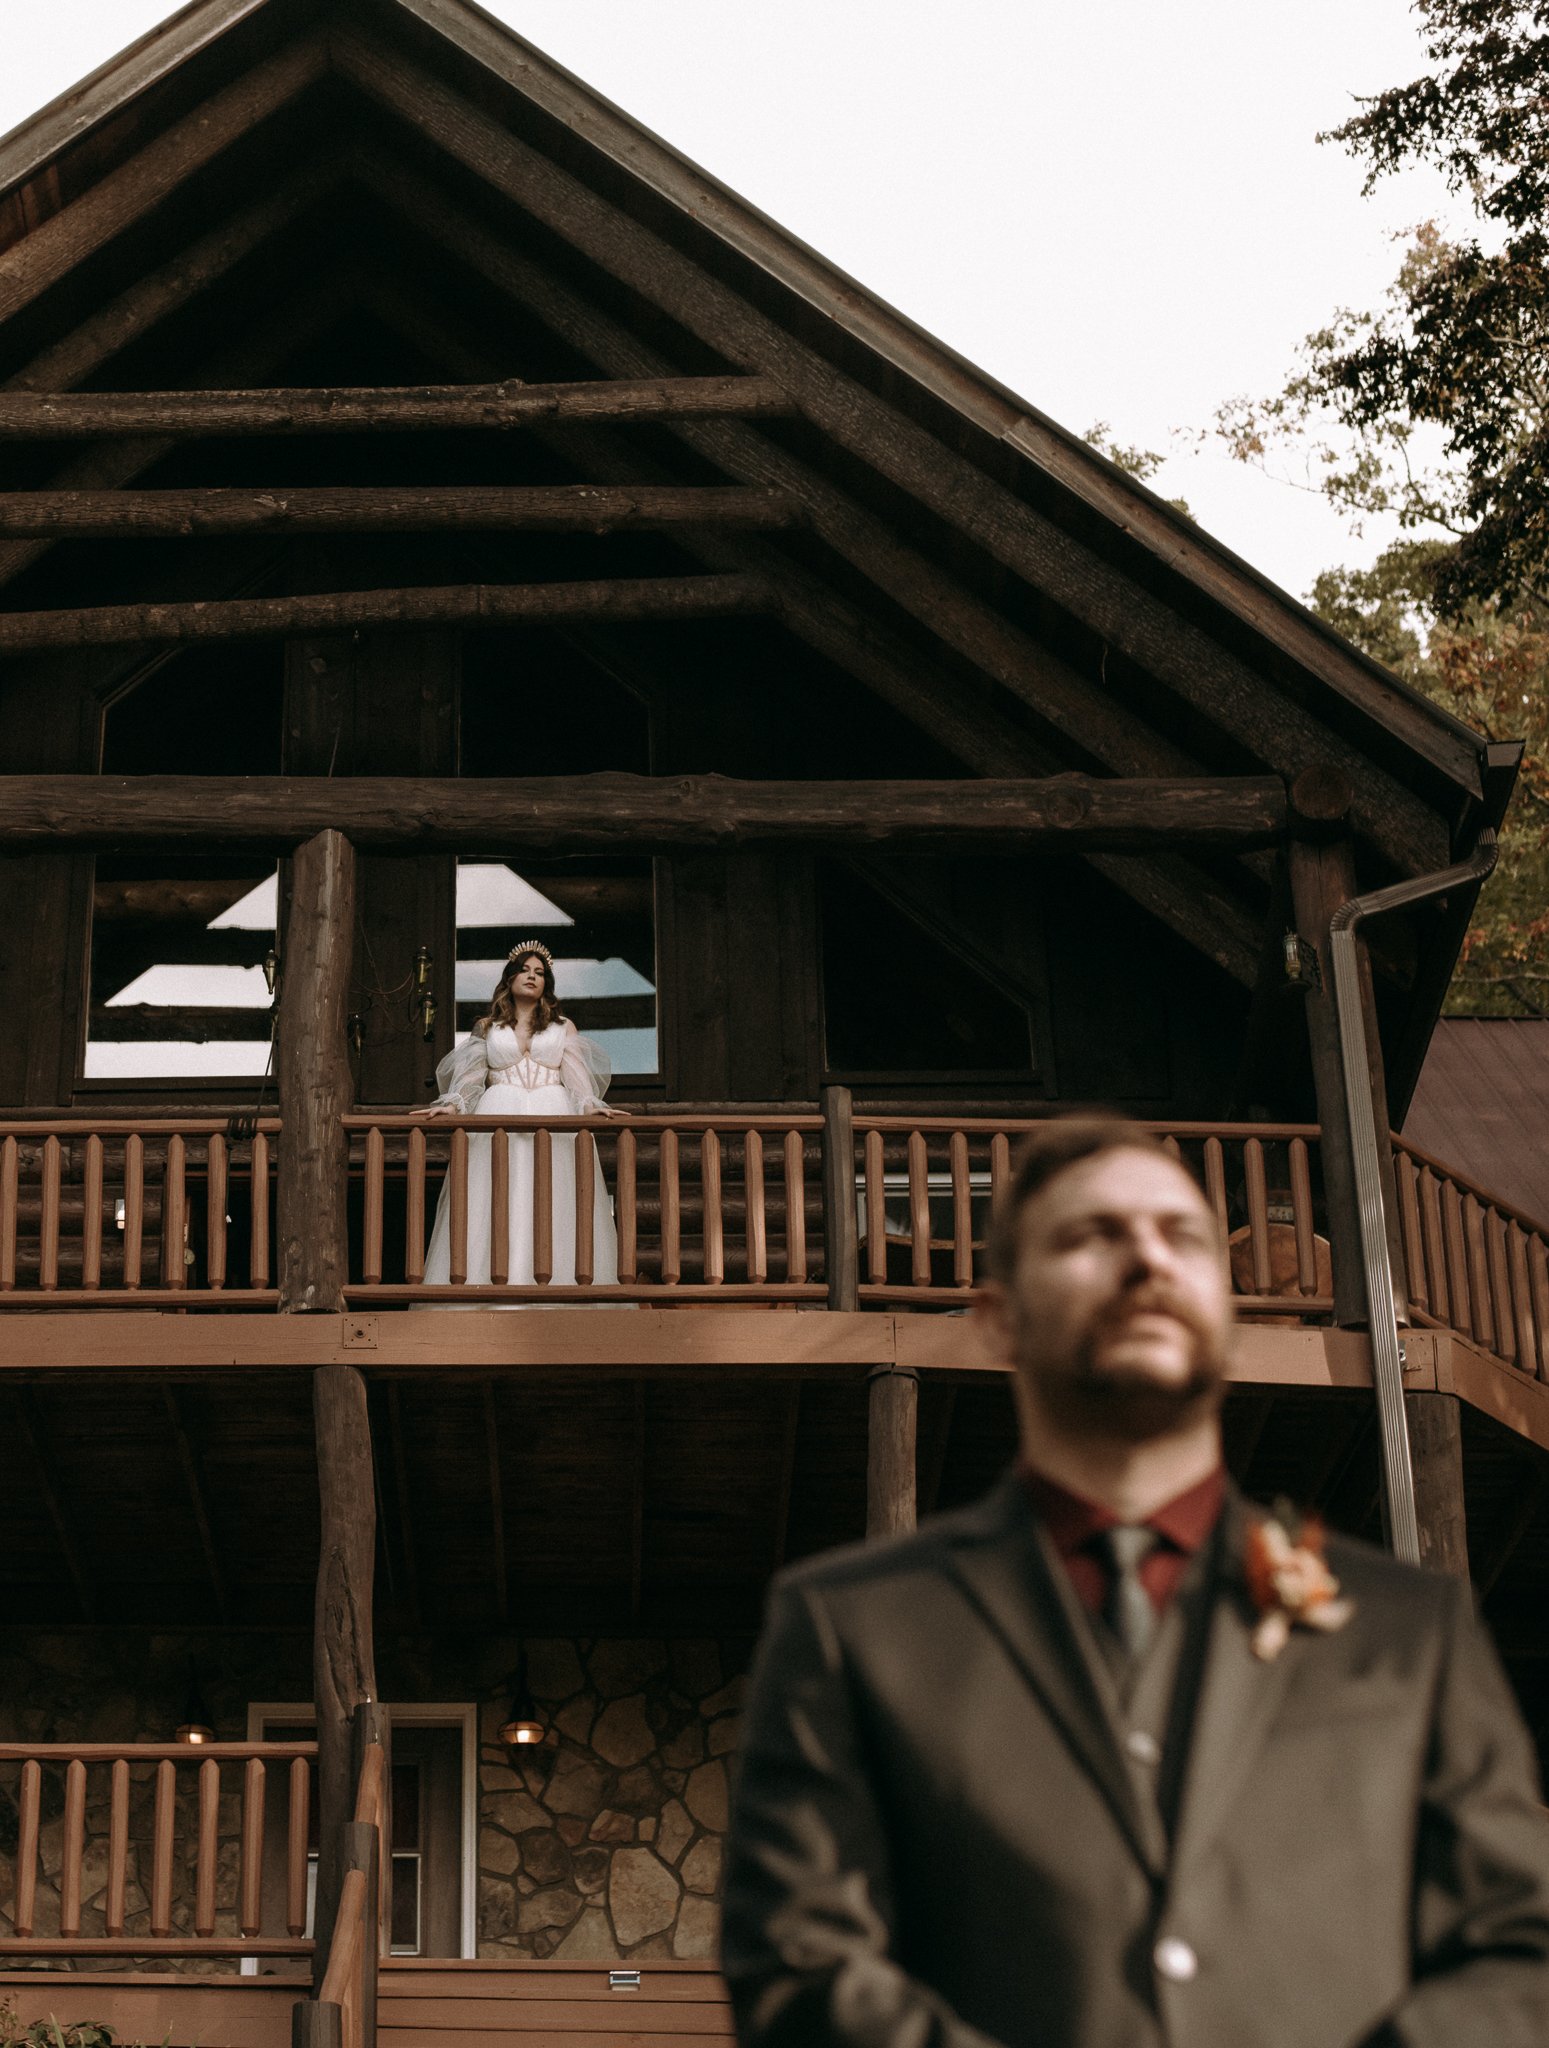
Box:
[84,861,277,1082]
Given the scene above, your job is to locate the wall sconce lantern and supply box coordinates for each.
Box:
[498,1650,546,1755]
[262,948,279,999]
[175,1660,216,1745]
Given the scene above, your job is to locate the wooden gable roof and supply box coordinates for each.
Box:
[0,0,1516,1105]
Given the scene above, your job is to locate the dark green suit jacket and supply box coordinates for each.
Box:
[721,1475,1549,2048]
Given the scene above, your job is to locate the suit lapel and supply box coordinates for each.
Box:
[944,1477,1165,1876]
[1169,1489,1301,1878]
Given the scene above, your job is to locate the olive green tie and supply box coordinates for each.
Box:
[1100,1524,1159,1666]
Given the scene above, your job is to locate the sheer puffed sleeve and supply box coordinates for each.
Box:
[431,1034,490,1113]
[559,1020,612,1113]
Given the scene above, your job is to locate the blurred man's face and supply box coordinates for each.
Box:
[988,1146,1235,1443]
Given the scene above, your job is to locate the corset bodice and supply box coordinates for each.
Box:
[484,1021,566,1092]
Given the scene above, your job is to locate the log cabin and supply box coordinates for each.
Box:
[0,2,1544,2043]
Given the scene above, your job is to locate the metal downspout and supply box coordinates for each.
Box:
[1327,828,1498,1565]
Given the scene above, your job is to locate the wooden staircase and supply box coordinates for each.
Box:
[379,1958,735,2047]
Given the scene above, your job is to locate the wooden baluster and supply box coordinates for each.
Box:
[362,1128,384,1285]
[617,1128,638,1282]
[287,1755,311,1937]
[1394,1150,1426,1313]
[1160,1133,1183,1161]
[950,1130,973,1288]
[449,1126,469,1287]
[82,1135,105,1290]
[165,1133,187,1290]
[1531,1237,1549,1387]
[659,1129,681,1286]
[1508,1223,1537,1377]
[744,1130,767,1285]
[864,1129,886,1284]
[1244,1138,1272,1295]
[405,1126,426,1284]
[250,1132,270,1288]
[784,1130,807,1283]
[531,1127,553,1285]
[206,1133,228,1291]
[576,1128,596,1287]
[1419,1167,1449,1323]
[1464,1194,1495,1350]
[1441,1179,1471,1337]
[701,1131,723,1285]
[150,1758,176,1935]
[39,1134,61,1292]
[1487,1209,1516,1364]
[907,1131,931,1289]
[61,1756,86,1936]
[196,1755,220,1937]
[990,1131,1011,1206]
[123,1133,144,1288]
[15,1759,40,1936]
[1202,1135,1229,1241]
[0,1135,17,1289]
[1288,1139,1317,1295]
[241,1756,266,1937]
[106,1756,130,1937]
[490,1128,510,1286]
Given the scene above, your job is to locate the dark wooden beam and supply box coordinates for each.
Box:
[277,830,354,1313]
[866,1366,918,1539]
[0,772,1289,852]
[0,573,776,654]
[771,1382,801,1571]
[0,39,328,330]
[484,1381,508,1624]
[14,1390,94,1621]
[0,374,793,437]
[385,1381,422,1633]
[0,484,802,537]
[90,1006,274,1043]
[338,43,1451,877]
[1405,1390,1470,1578]
[162,1383,229,1619]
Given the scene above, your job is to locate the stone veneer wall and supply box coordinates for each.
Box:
[0,1632,747,1965]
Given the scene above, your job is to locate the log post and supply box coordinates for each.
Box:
[1286,771,1408,1325]
[292,2001,342,2048]
[821,1084,858,1313]
[867,1366,918,1539]
[278,829,355,1311]
[310,1369,378,1990]
[1404,1391,1470,1578]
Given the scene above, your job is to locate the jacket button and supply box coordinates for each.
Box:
[1154,1936,1198,1983]
[1125,1729,1161,1765]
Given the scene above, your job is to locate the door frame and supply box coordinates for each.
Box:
[247,1700,478,1959]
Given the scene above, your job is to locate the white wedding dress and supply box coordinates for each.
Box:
[422,1020,620,1294]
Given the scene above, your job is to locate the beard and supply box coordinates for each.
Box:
[1023,1283,1232,1444]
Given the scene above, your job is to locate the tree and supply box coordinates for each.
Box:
[1213,0,1549,1012]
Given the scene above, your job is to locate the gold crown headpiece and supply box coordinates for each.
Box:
[505,940,555,969]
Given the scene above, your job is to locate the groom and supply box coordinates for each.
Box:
[722,1117,1549,2047]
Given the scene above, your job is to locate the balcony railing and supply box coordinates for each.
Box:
[1,1108,1545,1382]
[0,1740,316,1960]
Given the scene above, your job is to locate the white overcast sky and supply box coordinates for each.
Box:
[3,0,1468,603]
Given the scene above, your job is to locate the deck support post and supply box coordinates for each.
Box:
[867,1366,918,1539]
[1404,1391,1469,1578]
[1286,773,1407,1327]
[278,828,355,1311]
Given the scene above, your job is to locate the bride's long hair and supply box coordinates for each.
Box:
[473,951,565,1039]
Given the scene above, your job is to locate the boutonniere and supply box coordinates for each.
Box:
[1244,1502,1354,1661]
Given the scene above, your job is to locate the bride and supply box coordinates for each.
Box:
[417,944,628,1292]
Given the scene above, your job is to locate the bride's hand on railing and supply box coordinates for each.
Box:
[592,1102,631,1119]
[408,1101,459,1119]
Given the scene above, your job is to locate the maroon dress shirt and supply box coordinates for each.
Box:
[1020,1463,1227,1617]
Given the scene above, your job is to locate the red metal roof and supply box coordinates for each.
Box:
[1403,1018,1549,1231]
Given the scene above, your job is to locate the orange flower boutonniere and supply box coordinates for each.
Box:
[1244,1504,1355,1662]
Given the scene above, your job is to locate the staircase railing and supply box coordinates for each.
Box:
[296,1717,388,2048]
